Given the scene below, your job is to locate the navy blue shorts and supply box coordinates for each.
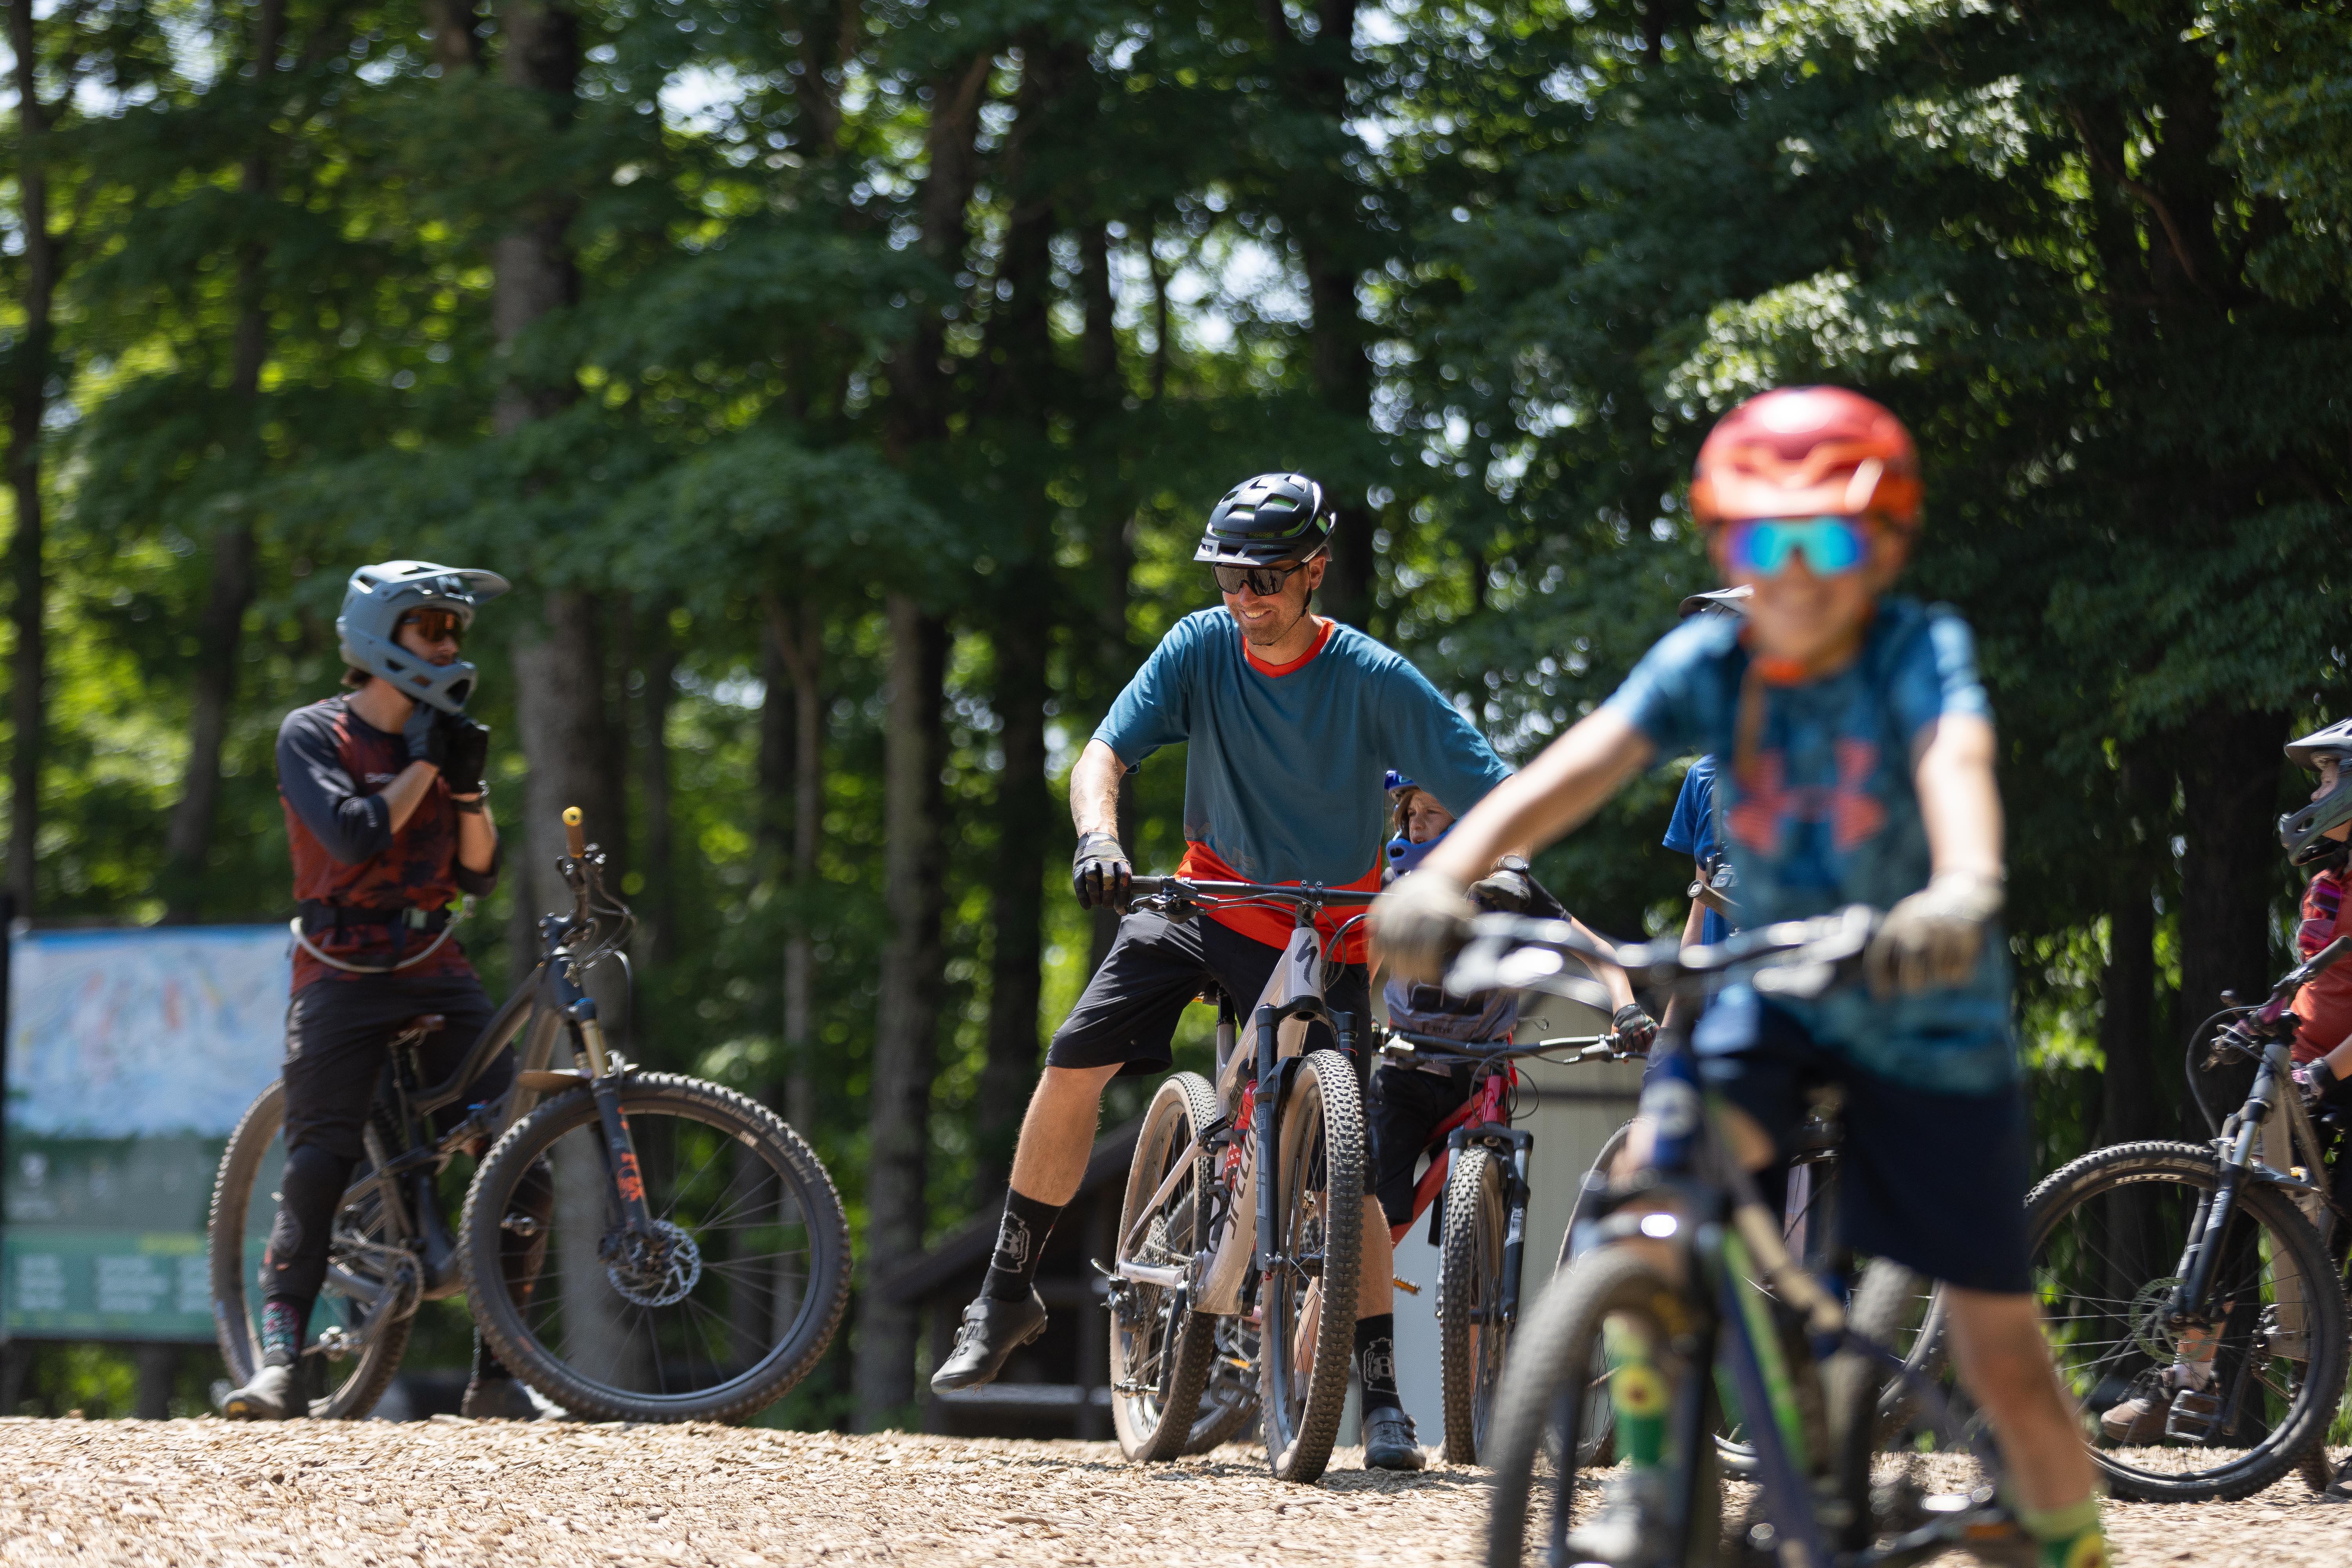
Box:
[1695,995,2033,1295]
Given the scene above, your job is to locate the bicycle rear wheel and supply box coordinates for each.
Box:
[1438,1145,1511,1464]
[1259,1048,1365,1483]
[457,1073,851,1423]
[1109,1071,1220,1461]
[207,1081,417,1418]
[2024,1139,2350,1502]
[1483,1246,1721,1568]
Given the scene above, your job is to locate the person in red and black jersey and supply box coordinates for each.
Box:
[223,560,537,1421]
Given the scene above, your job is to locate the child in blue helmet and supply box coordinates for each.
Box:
[1371,772,1654,1230]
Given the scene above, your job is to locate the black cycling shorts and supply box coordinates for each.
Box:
[281,973,512,1160]
[1045,909,1372,1083]
[1367,1064,1474,1230]
[1697,996,2033,1295]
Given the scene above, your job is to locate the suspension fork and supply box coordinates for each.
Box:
[559,962,653,1234]
[1253,1003,1282,1276]
[2173,1065,2274,1323]
[1498,1130,1535,1324]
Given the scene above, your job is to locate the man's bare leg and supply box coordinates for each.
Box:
[1007,1063,1123,1204]
[933,1063,1122,1392]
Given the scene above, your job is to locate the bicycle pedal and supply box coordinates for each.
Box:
[2164,1385,2221,1441]
[1392,1276,1421,1296]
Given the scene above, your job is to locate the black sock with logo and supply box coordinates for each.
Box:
[981,1189,1064,1301]
[1356,1314,1403,1413]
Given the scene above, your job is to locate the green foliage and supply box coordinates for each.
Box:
[7,0,2351,1417]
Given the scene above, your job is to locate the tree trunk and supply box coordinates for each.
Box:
[2178,706,2291,1033]
[853,593,948,1430]
[161,0,285,918]
[630,601,680,971]
[2099,866,2160,1143]
[774,599,824,1140]
[4,0,58,915]
[978,611,1049,1200]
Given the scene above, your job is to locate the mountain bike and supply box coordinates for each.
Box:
[1375,1023,1639,1464]
[1103,874,1375,1483]
[1959,932,2352,1502]
[1471,907,2025,1568]
[209,808,853,1422]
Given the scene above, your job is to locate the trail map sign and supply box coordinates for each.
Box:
[4,926,289,1340]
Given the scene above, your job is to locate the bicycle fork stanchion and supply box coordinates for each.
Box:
[2170,1072,2269,1337]
[554,955,655,1235]
[1252,1003,1283,1289]
[1498,1129,1536,1324]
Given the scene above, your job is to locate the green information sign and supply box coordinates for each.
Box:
[5,927,290,1342]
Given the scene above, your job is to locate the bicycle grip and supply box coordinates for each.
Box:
[563,806,586,858]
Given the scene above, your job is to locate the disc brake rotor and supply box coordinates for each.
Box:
[603,1218,704,1307]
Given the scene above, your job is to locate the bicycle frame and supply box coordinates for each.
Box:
[329,818,658,1318]
[1462,909,2012,1568]
[2157,936,2352,1383]
[1111,879,1365,1320]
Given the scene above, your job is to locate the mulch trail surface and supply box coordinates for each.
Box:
[0,1419,2342,1565]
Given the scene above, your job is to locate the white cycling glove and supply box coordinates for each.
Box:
[1866,871,2004,996]
[1372,870,1478,985]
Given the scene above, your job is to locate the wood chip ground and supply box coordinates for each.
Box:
[0,1419,2341,1565]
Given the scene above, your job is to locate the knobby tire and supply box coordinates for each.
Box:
[458,1073,850,1424]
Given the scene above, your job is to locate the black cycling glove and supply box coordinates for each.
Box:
[440,715,491,796]
[1470,855,1538,913]
[1072,831,1132,911]
[1612,1003,1658,1056]
[403,701,448,768]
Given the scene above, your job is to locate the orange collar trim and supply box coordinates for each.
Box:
[1244,617,1334,678]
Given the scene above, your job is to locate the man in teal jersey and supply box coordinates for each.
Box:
[930,473,1585,1470]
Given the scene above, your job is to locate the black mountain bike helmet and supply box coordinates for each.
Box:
[2281,718,2352,865]
[1195,472,1332,567]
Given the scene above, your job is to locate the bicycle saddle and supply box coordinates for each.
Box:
[394,1013,447,1040]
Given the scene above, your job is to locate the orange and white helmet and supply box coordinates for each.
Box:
[1688,387,1922,530]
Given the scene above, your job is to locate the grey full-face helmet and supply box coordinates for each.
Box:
[2280,718,2352,866]
[335,560,511,714]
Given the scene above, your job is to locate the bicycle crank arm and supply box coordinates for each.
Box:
[1116,1259,1190,1291]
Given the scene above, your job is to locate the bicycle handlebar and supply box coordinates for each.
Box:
[1446,904,1881,1007]
[1377,1026,1637,1069]
[2252,933,2352,1024]
[1125,874,1380,910]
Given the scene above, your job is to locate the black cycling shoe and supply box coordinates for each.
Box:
[1361,1408,1426,1471]
[461,1375,541,1421]
[929,1291,1048,1393]
[220,1361,302,1421]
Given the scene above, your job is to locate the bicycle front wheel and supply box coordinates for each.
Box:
[1483,1246,1721,1568]
[2025,1139,2350,1502]
[1438,1145,1511,1464]
[1258,1047,1365,1483]
[457,1073,851,1423]
[1108,1071,1219,1461]
[207,1081,416,1418]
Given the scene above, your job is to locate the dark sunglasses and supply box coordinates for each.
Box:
[1212,560,1310,597]
[399,608,467,644]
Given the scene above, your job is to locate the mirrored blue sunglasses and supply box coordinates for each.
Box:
[1726,516,1870,577]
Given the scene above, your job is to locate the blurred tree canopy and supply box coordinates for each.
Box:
[4,0,2347,1424]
